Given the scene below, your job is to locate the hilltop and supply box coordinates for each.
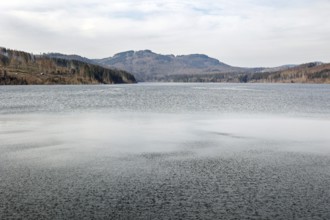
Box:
[93,50,250,81]
[0,47,136,85]
[93,50,330,83]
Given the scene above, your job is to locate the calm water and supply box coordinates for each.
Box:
[0,83,330,219]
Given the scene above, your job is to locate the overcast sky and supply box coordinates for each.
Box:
[1,0,329,67]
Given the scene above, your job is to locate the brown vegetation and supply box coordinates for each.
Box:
[246,62,330,83]
[0,47,136,85]
[155,62,330,84]
[94,50,330,83]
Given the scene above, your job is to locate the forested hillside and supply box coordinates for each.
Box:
[2,47,329,84]
[93,50,247,81]
[0,47,136,85]
[155,62,330,83]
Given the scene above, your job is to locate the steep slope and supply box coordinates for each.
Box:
[0,47,136,85]
[94,50,246,81]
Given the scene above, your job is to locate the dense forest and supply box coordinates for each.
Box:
[0,47,136,85]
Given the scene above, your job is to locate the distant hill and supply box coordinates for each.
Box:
[2,47,329,84]
[159,62,330,83]
[249,62,330,83]
[45,53,96,65]
[43,50,330,83]
[93,50,250,81]
[260,64,298,73]
[0,48,136,85]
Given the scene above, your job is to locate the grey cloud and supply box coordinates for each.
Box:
[0,0,330,66]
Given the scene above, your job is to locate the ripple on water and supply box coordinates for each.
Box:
[1,84,330,219]
[1,149,330,219]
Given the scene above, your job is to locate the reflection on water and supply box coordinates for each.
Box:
[1,83,330,219]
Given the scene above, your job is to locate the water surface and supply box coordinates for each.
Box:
[0,83,330,219]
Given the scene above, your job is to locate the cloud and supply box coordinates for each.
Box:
[0,0,330,66]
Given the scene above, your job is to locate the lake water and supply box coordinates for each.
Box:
[1,83,330,219]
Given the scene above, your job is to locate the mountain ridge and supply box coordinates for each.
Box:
[2,47,329,84]
[93,50,246,81]
[44,49,330,83]
[92,50,329,83]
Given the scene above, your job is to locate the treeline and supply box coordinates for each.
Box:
[241,62,330,83]
[150,72,241,82]
[152,62,330,83]
[0,47,136,85]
